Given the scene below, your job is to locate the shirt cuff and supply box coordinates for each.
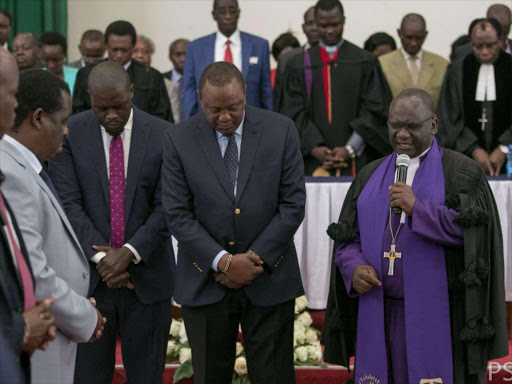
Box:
[212,250,228,272]
[90,252,106,264]
[346,132,366,156]
[124,244,142,264]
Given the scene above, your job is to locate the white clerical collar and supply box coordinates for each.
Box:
[476,63,496,101]
[401,47,423,62]
[304,43,311,50]
[2,134,43,174]
[123,60,132,70]
[319,39,344,54]
[100,108,134,135]
[216,30,241,48]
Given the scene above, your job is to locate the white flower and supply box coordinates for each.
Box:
[179,321,188,344]
[169,320,181,337]
[305,328,318,344]
[307,344,323,361]
[166,340,176,355]
[294,322,306,345]
[179,347,192,364]
[295,346,309,362]
[234,356,248,375]
[236,342,244,356]
[295,296,309,313]
[297,312,313,327]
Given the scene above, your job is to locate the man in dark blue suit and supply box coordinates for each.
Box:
[182,0,273,119]
[163,62,305,384]
[49,61,174,383]
[0,47,56,384]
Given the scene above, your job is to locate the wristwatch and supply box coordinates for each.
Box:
[345,145,356,159]
[499,145,510,155]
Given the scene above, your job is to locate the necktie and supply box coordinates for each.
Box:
[0,193,36,310]
[39,170,63,208]
[224,40,233,63]
[409,56,419,86]
[109,135,125,248]
[177,76,185,122]
[224,133,238,194]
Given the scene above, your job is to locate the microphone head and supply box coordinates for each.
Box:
[396,154,411,167]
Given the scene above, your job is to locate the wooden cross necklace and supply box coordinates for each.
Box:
[384,208,402,276]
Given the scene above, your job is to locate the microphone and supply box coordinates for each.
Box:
[394,154,411,215]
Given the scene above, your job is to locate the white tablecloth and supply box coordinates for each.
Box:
[295,178,512,309]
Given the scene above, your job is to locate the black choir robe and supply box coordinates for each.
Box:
[437,51,512,165]
[279,41,393,176]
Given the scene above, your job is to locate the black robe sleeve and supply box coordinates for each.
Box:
[437,60,480,156]
[146,68,174,123]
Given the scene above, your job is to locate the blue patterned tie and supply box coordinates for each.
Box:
[224,133,238,194]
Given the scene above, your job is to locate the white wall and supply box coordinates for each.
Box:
[67,0,511,73]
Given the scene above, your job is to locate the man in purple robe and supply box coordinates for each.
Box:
[322,88,508,384]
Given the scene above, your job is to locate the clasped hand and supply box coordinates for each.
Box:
[352,265,382,295]
[93,245,134,289]
[312,146,349,170]
[22,298,56,356]
[214,252,264,289]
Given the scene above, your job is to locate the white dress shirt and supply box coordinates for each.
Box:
[214,30,242,72]
[90,109,142,264]
[171,69,182,87]
[401,47,423,72]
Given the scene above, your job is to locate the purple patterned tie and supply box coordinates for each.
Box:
[109,135,125,248]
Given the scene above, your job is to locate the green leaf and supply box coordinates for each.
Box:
[173,361,194,383]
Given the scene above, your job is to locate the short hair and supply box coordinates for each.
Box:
[13,33,39,48]
[199,61,245,94]
[39,31,67,55]
[390,88,434,116]
[472,18,503,39]
[400,13,427,31]
[271,32,300,61]
[88,60,131,93]
[137,35,155,54]
[13,69,70,131]
[315,0,344,17]
[80,29,104,43]
[104,20,136,46]
[0,8,11,25]
[487,4,512,22]
[169,38,190,55]
[364,32,397,52]
[213,0,239,10]
[303,6,315,22]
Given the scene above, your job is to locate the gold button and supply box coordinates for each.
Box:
[228,241,235,246]
[235,208,241,215]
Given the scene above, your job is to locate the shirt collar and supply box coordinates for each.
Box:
[215,112,245,140]
[101,108,134,135]
[2,135,43,174]
[123,60,132,70]
[171,70,182,83]
[319,39,344,53]
[401,47,423,61]
[216,30,241,47]
[413,146,431,165]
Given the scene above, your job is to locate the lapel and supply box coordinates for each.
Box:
[194,114,235,202]
[391,51,413,89]
[124,108,150,223]
[241,32,252,78]
[235,108,261,205]
[417,52,435,90]
[0,217,21,307]
[206,33,216,68]
[84,114,110,208]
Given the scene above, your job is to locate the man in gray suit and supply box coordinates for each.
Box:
[68,29,105,69]
[0,69,106,383]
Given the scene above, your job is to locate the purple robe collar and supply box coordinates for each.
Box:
[355,139,453,383]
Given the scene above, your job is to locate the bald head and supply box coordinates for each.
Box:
[398,13,428,55]
[88,60,131,93]
[400,13,427,31]
[390,88,434,116]
[487,4,511,38]
[0,48,19,138]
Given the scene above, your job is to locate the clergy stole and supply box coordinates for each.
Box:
[355,141,452,383]
[463,52,512,152]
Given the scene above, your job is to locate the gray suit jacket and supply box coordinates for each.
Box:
[0,139,97,384]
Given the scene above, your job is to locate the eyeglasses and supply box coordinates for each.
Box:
[387,116,433,131]
[472,41,499,50]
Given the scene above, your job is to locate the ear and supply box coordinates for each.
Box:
[431,116,439,135]
[130,84,134,98]
[212,10,217,22]
[424,31,429,39]
[31,108,44,130]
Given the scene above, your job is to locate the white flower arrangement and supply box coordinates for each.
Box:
[167,295,324,383]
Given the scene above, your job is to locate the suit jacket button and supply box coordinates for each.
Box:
[228,241,235,246]
[83,272,89,279]
[235,208,241,215]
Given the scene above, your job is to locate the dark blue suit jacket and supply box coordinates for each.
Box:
[0,193,32,384]
[162,105,305,307]
[48,107,174,304]
[182,32,273,118]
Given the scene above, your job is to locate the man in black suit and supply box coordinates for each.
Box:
[72,20,173,122]
[49,61,174,383]
[162,62,305,384]
[0,47,56,384]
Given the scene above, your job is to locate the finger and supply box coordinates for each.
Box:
[92,245,111,252]
[40,342,48,351]
[355,280,372,293]
[41,298,54,308]
[361,270,382,286]
[89,297,97,307]
[126,282,135,289]
[102,317,107,325]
